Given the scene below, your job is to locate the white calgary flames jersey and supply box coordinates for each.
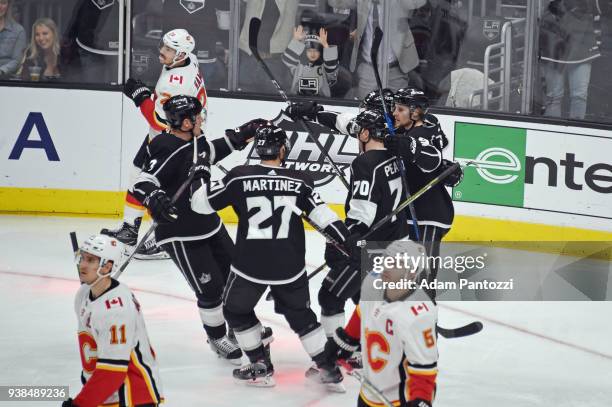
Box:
[148,54,208,136]
[358,284,438,406]
[74,280,163,406]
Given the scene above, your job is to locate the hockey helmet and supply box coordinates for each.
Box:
[163,95,202,129]
[360,88,395,113]
[354,109,389,140]
[255,123,291,160]
[78,234,124,275]
[161,28,195,64]
[394,88,429,111]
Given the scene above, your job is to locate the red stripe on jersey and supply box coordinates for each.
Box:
[73,369,126,407]
[406,370,437,402]
[126,192,143,207]
[344,307,361,339]
[74,353,160,407]
[138,98,166,131]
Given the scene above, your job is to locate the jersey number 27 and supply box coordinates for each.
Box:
[246,196,296,239]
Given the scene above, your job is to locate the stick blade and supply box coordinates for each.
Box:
[248,17,261,54]
[70,231,78,254]
[372,27,383,62]
[437,321,483,338]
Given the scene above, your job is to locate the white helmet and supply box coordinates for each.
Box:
[161,28,195,65]
[78,234,125,276]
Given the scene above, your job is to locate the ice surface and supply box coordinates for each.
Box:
[0,215,611,406]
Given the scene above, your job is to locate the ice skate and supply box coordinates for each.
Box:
[208,335,243,365]
[233,358,275,387]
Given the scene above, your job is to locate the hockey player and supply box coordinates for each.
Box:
[190,122,348,389]
[131,95,261,364]
[102,28,207,260]
[328,240,439,407]
[386,88,462,297]
[318,109,415,340]
[62,234,163,407]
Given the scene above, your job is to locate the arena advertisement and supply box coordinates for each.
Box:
[1,88,611,234]
[453,122,612,220]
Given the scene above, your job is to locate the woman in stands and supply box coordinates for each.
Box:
[20,17,61,81]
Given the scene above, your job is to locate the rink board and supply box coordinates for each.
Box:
[1,86,611,245]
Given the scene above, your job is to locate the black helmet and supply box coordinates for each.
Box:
[360,88,395,113]
[394,88,429,111]
[163,95,202,129]
[255,123,291,160]
[354,109,389,140]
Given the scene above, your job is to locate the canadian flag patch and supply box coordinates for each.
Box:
[105,297,124,309]
[410,302,429,316]
[169,74,184,85]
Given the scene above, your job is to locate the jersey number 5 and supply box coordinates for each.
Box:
[246,196,296,239]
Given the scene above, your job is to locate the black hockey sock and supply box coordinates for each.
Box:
[244,345,267,363]
[203,323,227,340]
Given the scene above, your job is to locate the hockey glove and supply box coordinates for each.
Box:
[324,327,360,363]
[324,242,349,271]
[284,101,322,122]
[188,155,211,196]
[343,233,364,272]
[226,118,268,150]
[440,159,463,187]
[143,189,177,224]
[61,398,74,407]
[407,399,432,407]
[384,134,421,163]
[189,154,211,184]
[123,78,151,107]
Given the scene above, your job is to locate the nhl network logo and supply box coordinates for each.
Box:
[247,118,357,187]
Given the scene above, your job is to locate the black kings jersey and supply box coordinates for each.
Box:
[191,164,347,284]
[134,131,235,244]
[401,124,454,228]
[346,149,410,241]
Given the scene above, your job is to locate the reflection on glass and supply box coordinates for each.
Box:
[538,0,601,120]
[61,0,119,84]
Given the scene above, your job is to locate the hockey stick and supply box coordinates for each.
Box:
[248,18,350,190]
[371,26,420,241]
[437,321,483,338]
[70,231,79,273]
[70,231,78,254]
[114,134,199,279]
[337,360,394,407]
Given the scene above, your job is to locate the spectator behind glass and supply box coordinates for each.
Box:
[19,18,61,81]
[328,0,426,99]
[0,0,26,78]
[282,26,339,97]
[237,0,298,93]
[539,0,601,120]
